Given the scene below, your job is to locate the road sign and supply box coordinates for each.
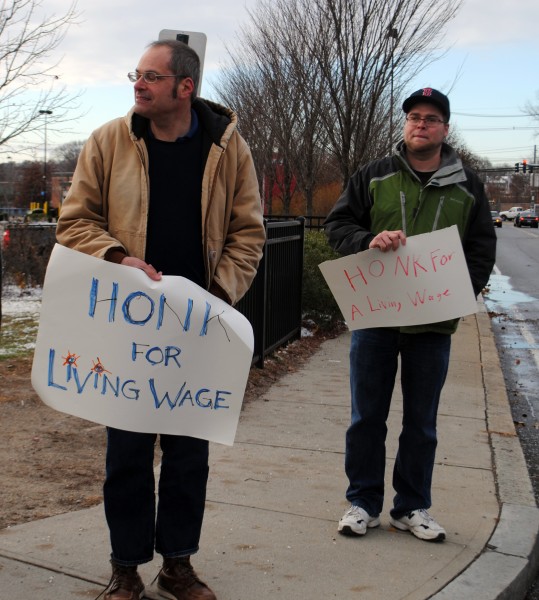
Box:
[158,30,207,95]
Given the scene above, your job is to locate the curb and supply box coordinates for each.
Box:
[431,302,539,599]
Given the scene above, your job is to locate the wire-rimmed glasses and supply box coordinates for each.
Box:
[127,71,188,84]
[405,114,446,127]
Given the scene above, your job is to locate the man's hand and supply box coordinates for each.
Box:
[121,256,162,281]
[369,230,407,252]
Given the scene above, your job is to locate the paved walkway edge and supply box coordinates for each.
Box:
[432,301,539,600]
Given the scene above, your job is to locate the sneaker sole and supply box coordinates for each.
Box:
[389,518,446,542]
[338,517,381,536]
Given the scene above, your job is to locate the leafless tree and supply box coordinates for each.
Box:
[214,0,461,207]
[220,76,325,213]
[0,0,82,320]
[216,65,277,212]
[0,0,82,155]
[509,173,531,205]
[217,4,332,215]
[524,92,539,122]
[447,128,490,172]
[53,139,85,172]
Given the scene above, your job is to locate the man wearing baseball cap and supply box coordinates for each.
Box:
[402,87,451,120]
[324,88,496,542]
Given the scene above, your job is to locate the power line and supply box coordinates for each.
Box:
[476,145,533,154]
[460,126,537,132]
[453,112,529,118]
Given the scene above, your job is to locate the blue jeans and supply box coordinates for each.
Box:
[345,328,451,518]
[104,428,209,566]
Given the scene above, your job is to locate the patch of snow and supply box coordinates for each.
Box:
[1,286,42,317]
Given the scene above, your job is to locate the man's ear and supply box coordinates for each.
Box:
[179,77,195,99]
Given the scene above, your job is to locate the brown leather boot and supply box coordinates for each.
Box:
[103,560,145,600]
[157,556,216,599]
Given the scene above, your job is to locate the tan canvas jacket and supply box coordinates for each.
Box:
[56,99,265,305]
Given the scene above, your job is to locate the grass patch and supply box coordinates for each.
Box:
[0,287,41,360]
[0,313,39,359]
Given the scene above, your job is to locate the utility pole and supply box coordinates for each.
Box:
[533,145,538,211]
[388,27,398,153]
[39,109,53,210]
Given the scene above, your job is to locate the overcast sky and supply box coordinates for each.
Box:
[25,0,539,167]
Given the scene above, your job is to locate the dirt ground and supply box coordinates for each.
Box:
[0,325,343,530]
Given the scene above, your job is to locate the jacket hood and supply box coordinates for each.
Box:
[395,140,467,187]
[126,98,237,148]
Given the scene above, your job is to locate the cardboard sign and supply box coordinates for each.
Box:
[31,244,254,445]
[319,226,477,330]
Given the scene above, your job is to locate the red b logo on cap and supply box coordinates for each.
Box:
[422,88,433,97]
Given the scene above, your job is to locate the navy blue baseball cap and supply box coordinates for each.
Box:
[402,88,450,121]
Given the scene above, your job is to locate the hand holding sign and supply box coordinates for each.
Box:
[319,226,478,330]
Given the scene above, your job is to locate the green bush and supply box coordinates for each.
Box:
[302,230,344,328]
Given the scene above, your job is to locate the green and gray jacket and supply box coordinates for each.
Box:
[324,141,497,334]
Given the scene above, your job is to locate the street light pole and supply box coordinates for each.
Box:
[39,109,52,209]
[388,28,398,153]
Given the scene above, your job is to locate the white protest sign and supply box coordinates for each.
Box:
[319,226,477,330]
[31,244,254,446]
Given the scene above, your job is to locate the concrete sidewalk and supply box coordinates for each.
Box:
[1,301,539,599]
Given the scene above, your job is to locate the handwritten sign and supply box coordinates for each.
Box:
[31,244,254,446]
[319,226,477,330]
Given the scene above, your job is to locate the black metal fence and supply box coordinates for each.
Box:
[236,218,305,367]
[264,214,325,230]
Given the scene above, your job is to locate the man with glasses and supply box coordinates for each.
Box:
[57,40,265,600]
[324,88,495,543]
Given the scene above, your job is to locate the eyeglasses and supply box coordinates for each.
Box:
[127,71,188,84]
[405,114,446,127]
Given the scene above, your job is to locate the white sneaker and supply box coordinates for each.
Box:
[338,505,381,536]
[390,509,446,542]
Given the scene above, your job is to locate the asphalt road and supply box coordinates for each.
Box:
[482,221,539,599]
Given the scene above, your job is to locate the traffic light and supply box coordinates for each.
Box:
[522,160,527,173]
[515,163,520,172]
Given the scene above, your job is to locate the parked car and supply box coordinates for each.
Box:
[491,211,502,228]
[24,208,48,223]
[514,210,539,228]
[499,206,524,221]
